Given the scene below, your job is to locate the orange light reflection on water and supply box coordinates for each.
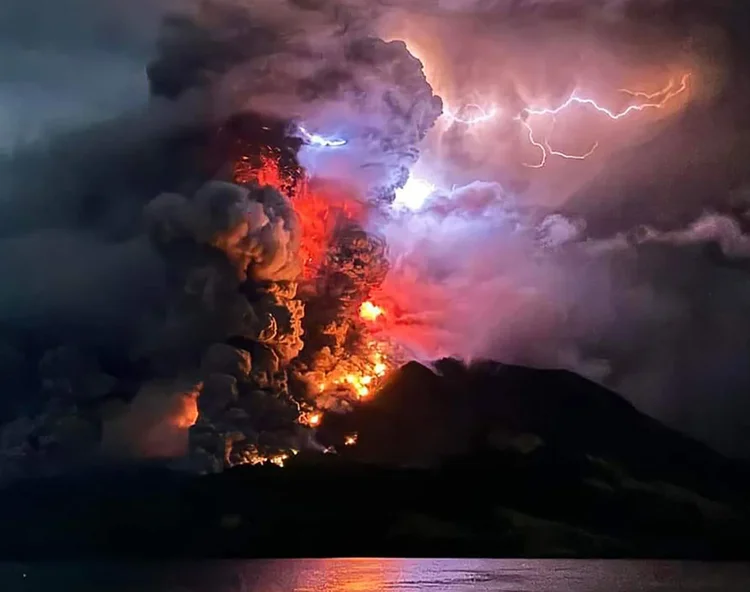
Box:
[233,559,517,591]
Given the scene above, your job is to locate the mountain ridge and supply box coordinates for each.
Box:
[0,358,747,559]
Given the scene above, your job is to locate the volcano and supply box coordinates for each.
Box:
[322,360,745,494]
[0,360,747,559]
[3,0,750,563]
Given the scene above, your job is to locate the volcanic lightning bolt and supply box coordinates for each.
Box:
[524,73,691,120]
[442,73,691,167]
[297,125,347,147]
[516,116,600,168]
[520,73,690,166]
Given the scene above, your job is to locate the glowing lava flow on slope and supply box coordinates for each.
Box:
[309,340,391,401]
[240,448,298,467]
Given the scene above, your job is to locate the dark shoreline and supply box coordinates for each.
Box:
[0,456,747,561]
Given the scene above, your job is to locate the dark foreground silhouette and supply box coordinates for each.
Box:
[0,361,748,559]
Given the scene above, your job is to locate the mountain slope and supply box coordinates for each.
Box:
[323,359,748,499]
[0,359,747,559]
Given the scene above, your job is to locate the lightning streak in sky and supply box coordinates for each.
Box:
[441,73,690,167]
[305,67,691,171]
[546,139,599,160]
[619,78,678,99]
[517,118,547,169]
[518,73,690,166]
[517,116,599,168]
[523,73,691,120]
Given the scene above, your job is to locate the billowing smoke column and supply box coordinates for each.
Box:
[144,1,439,464]
[1,0,749,480]
[145,1,444,467]
[0,0,441,480]
[139,180,307,470]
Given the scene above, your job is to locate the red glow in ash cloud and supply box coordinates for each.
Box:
[235,154,365,278]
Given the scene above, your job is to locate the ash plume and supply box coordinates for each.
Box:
[101,378,200,459]
[0,0,439,479]
[141,181,305,369]
[1,0,750,483]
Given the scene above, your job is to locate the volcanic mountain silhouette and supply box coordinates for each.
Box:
[323,359,746,501]
[1,360,748,559]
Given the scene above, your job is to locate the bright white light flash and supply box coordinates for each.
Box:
[443,103,499,125]
[298,126,347,148]
[394,177,436,210]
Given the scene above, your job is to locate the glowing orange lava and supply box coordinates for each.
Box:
[293,180,365,279]
[299,411,322,427]
[360,301,384,322]
[234,152,302,198]
[240,447,299,467]
[312,342,391,401]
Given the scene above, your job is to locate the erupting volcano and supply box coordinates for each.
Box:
[6,0,750,566]
[0,0,446,479]
[3,0,750,489]
[143,114,416,469]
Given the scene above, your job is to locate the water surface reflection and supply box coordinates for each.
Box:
[232,559,748,592]
[4,558,750,592]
